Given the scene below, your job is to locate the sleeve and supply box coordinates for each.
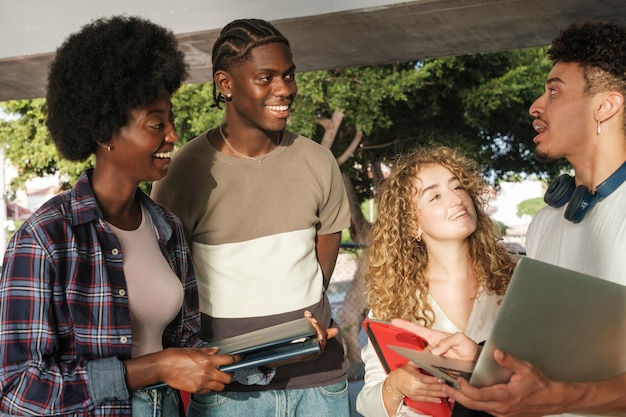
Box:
[161,213,203,349]
[151,175,195,249]
[357,340,412,417]
[173,243,203,348]
[0,228,110,415]
[317,150,351,235]
[87,357,130,406]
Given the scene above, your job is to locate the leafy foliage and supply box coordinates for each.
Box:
[1,46,568,203]
[0,99,90,193]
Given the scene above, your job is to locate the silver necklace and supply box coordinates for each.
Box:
[219,124,280,163]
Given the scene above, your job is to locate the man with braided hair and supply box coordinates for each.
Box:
[152,18,351,417]
[0,15,241,417]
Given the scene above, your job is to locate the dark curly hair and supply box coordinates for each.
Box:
[210,18,290,108]
[45,15,189,161]
[549,21,626,98]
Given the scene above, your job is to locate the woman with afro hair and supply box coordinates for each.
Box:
[0,15,240,417]
[356,145,517,417]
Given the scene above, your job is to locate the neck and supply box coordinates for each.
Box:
[218,124,281,160]
[567,136,626,191]
[424,242,473,282]
[91,166,141,229]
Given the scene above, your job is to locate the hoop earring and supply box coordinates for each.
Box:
[107,144,112,152]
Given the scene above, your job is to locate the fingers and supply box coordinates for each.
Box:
[394,367,448,403]
[230,354,242,366]
[325,327,339,339]
[430,332,468,356]
[304,310,338,352]
[162,349,237,393]
[493,349,526,371]
[443,379,480,405]
[390,318,449,346]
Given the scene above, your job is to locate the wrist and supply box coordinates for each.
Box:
[384,374,405,402]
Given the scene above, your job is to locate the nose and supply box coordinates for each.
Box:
[448,190,463,206]
[165,129,179,143]
[275,77,296,99]
[529,93,545,117]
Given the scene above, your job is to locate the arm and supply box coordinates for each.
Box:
[357,339,403,417]
[445,349,626,417]
[315,231,341,289]
[357,318,449,417]
[0,229,96,415]
[123,347,237,394]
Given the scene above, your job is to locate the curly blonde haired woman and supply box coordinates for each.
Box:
[356,145,517,417]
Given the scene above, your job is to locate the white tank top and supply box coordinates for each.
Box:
[106,204,184,358]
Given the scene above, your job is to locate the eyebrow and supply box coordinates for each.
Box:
[256,64,296,74]
[546,76,565,86]
[420,176,459,196]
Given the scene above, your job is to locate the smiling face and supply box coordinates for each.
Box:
[220,42,296,133]
[529,62,600,163]
[413,164,477,245]
[109,94,178,183]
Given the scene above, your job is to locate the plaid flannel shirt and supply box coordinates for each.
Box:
[0,169,201,416]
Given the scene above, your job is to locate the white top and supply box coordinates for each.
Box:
[356,291,503,417]
[106,204,184,358]
[526,180,626,285]
[526,179,626,417]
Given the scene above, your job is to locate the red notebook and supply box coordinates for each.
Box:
[363,318,453,417]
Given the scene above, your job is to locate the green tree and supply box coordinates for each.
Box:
[0,99,88,194]
[1,47,564,196]
[1,46,567,361]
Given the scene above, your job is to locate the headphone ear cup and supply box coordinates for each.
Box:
[544,174,575,208]
[564,185,594,223]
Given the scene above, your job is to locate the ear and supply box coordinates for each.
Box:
[596,91,624,123]
[214,70,232,97]
[416,226,423,242]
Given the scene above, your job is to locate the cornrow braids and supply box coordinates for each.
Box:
[211,18,291,108]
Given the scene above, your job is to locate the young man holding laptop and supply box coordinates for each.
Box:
[395,20,626,417]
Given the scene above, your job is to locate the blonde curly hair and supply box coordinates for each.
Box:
[365,145,515,326]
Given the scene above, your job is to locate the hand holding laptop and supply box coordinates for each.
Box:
[442,349,557,417]
[388,324,561,416]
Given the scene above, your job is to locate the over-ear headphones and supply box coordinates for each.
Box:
[544,161,626,223]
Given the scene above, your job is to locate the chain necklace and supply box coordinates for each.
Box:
[219,124,281,163]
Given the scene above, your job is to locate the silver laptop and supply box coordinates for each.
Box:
[390,257,626,388]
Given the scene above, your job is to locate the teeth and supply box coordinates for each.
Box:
[533,123,545,132]
[450,211,466,220]
[154,151,172,159]
[266,105,289,112]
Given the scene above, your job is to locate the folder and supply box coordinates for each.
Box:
[363,318,452,417]
[211,317,321,372]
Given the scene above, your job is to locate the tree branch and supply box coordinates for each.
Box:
[336,129,363,166]
[316,110,344,149]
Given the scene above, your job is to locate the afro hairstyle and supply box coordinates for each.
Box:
[45,15,189,161]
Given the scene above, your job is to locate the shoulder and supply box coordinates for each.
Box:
[290,133,333,153]
[285,132,339,166]
[141,193,184,231]
[155,131,213,189]
[170,131,214,166]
